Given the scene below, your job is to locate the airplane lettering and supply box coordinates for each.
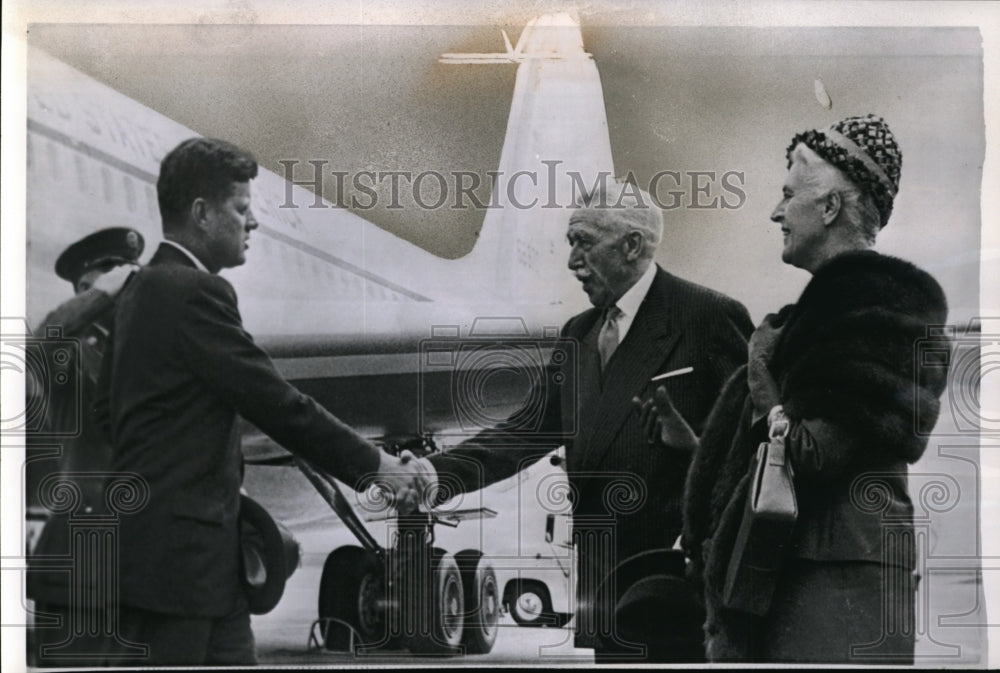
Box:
[47,92,73,122]
[72,94,161,164]
[78,99,105,137]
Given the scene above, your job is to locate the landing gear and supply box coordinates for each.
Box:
[300,458,499,656]
[402,550,465,654]
[317,546,388,650]
[456,550,500,654]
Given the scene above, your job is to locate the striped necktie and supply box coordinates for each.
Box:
[598,305,623,369]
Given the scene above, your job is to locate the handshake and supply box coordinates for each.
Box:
[374,449,439,514]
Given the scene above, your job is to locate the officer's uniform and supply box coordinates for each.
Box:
[26,227,143,667]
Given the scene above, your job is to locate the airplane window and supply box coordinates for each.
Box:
[75,154,88,192]
[47,142,60,181]
[123,176,137,212]
[101,166,113,203]
[145,185,158,218]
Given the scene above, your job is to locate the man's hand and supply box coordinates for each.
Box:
[375,450,437,514]
[633,386,700,453]
[400,449,438,509]
[91,263,140,297]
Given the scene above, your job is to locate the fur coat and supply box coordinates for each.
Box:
[682,250,950,661]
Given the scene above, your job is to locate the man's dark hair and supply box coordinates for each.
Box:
[157,137,258,229]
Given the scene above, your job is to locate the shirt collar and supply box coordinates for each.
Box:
[162,239,209,273]
[615,262,657,323]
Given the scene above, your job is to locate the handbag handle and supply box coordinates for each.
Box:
[767,405,790,467]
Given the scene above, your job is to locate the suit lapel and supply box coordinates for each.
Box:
[565,312,604,473]
[580,268,680,470]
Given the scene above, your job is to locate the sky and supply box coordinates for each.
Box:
[24,15,986,323]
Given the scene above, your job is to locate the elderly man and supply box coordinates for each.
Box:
[667,115,950,663]
[98,138,419,666]
[26,228,142,667]
[413,182,752,661]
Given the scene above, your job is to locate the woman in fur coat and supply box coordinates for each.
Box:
[638,115,950,663]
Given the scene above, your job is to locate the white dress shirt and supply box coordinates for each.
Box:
[610,261,658,345]
[162,239,209,273]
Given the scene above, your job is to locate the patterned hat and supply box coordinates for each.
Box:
[786,114,902,228]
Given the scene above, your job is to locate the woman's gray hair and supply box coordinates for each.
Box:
[792,144,880,246]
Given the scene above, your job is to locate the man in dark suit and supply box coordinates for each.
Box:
[413,182,753,660]
[99,138,419,665]
[26,228,142,667]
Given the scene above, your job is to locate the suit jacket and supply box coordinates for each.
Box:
[104,243,382,617]
[429,265,752,607]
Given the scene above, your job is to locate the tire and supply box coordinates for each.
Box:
[508,580,554,627]
[456,550,499,654]
[318,546,388,650]
[405,551,465,655]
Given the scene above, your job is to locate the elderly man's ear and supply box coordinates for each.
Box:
[821,189,843,226]
[623,230,646,261]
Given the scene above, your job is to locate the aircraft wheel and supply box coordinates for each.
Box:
[509,580,553,627]
[405,551,465,655]
[456,550,499,654]
[318,546,387,650]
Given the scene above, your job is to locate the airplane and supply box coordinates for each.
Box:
[20,12,614,657]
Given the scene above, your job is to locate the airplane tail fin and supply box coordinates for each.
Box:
[446,14,615,315]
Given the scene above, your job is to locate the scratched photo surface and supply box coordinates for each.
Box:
[4,4,992,668]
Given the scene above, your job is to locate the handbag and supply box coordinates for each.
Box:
[722,408,798,615]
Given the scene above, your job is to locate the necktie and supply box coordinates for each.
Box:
[598,306,622,369]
